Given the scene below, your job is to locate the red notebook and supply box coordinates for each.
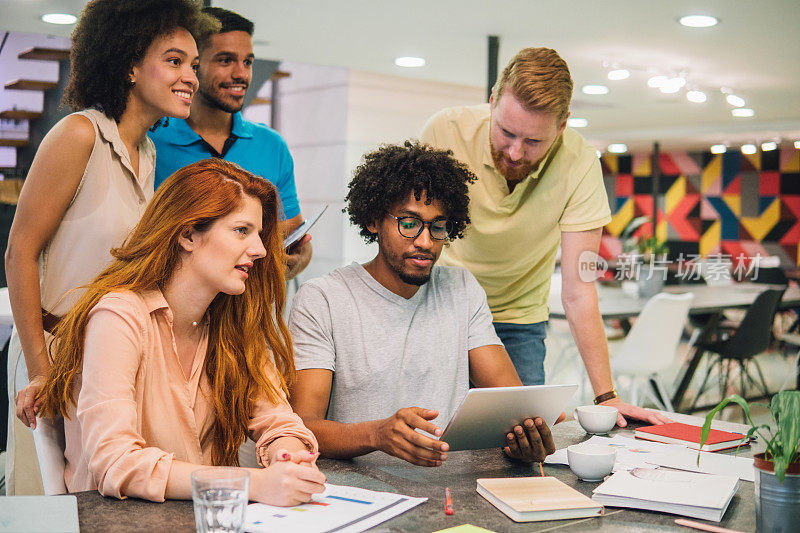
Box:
[634,422,750,452]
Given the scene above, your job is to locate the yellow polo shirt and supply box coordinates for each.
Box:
[421,104,611,324]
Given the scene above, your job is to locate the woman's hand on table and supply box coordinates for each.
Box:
[503,417,557,463]
[251,454,327,506]
[601,397,672,427]
[15,374,46,429]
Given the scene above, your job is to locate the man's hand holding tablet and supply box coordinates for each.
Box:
[369,406,560,466]
[503,415,563,463]
[372,407,449,467]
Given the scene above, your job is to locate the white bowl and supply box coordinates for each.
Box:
[567,444,616,482]
[574,405,618,435]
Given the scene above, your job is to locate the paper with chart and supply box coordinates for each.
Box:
[244,483,427,533]
[545,435,686,472]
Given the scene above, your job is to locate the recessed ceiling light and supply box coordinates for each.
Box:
[567,118,588,128]
[607,69,630,81]
[659,78,685,94]
[732,108,754,117]
[795,141,800,149]
[41,13,77,24]
[394,56,425,68]
[582,85,609,95]
[761,142,778,151]
[608,143,628,154]
[741,144,757,155]
[686,90,707,103]
[647,75,668,88]
[710,145,727,154]
[679,15,719,28]
[725,94,745,107]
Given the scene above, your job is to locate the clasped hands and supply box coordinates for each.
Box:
[372,406,560,467]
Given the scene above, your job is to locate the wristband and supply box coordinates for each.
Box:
[594,388,618,405]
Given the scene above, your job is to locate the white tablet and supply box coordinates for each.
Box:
[440,384,578,451]
[283,205,328,250]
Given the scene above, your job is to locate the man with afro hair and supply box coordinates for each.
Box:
[288,141,557,467]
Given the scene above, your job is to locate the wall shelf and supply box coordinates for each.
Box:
[18,48,70,62]
[0,110,42,121]
[4,79,59,91]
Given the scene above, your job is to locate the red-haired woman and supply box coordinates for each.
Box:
[38,159,325,504]
[5,0,216,494]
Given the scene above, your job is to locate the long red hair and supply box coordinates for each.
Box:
[39,158,293,465]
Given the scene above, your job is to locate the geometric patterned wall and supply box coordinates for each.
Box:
[600,148,800,265]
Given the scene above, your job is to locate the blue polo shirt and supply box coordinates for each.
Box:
[148,112,300,220]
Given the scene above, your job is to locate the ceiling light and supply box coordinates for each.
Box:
[686,90,707,103]
[679,15,719,28]
[795,141,800,149]
[741,144,757,155]
[710,145,727,154]
[41,13,77,24]
[732,108,755,117]
[567,118,588,128]
[394,56,425,68]
[761,142,778,151]
[659,77,686,94]
[608,143,628,154]
[726,94,745,107]
[648,75,668,88]
[582,85,609,95]
[607,69,630,81]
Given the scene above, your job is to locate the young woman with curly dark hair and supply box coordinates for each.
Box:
[4,0,215,495]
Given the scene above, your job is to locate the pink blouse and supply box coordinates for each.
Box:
[63,290,317,501]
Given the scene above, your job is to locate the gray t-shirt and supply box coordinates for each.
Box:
[289,262,502,428]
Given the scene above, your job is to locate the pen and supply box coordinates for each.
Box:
[444,487,454,515]
[539,462,545,477]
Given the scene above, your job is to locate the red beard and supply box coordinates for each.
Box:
[490,140,539,183]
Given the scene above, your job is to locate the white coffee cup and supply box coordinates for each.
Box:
[573,405,618,435]
[567,444,616,482]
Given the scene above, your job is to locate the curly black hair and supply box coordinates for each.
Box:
[63,0,219,122]
[345,141,477,243]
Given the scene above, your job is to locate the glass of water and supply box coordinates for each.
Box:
[191,467,250,533]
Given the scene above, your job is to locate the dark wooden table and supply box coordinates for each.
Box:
[76,420,760,532]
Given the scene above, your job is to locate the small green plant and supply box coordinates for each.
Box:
[700,390,800,482]
[619,216,669,258]
[635,235,669,259]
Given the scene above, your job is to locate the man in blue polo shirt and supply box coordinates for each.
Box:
[149,7,311,278]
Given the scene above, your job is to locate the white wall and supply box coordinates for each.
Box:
[245,61,485,284]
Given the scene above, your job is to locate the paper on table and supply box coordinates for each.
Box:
[545,435,686,472]
[244,483,426,533]
[0,495,79,533]
[645,448,755,482]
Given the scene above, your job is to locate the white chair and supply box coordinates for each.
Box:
[609,292,694,412]
[32,416,67,495]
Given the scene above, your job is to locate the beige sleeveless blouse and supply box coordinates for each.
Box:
[39,109,155,316]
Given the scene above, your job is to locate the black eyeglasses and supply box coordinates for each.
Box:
[388,214,452,241]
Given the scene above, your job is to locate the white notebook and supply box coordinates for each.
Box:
[591,468,739,522]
